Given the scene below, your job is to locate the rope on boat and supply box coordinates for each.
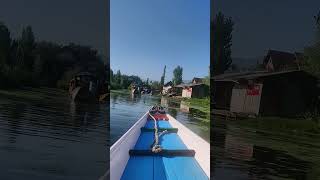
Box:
[148,105,167,153]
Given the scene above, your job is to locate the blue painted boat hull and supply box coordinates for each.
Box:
[120,119,209,180]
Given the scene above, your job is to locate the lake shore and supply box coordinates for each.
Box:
[0,87,68,101]
[110,89,130,94]
[228,116,320,134]
[166,96,210,113]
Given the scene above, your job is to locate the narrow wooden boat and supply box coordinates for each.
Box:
[69,72,97,102]
[110,106,210,180]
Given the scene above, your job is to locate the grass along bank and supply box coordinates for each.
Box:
[167,96,210,124]
[169,96,210,114]
[229,116,320,136]
[224,117,320,179]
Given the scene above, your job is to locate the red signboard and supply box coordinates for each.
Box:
[247,85,260,96]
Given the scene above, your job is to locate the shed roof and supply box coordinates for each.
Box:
[175,83,205,88]
[212,70,315,82]
[164,81,173,87]
[192,77,203,83]
[263,50,303,70]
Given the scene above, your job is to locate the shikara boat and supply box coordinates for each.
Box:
[69,72,98,102]
[69,72,109,103]
[110,106,210,180]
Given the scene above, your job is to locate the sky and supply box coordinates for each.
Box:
[0,0,108,59]
[111,0,210,81]
[213,0,320,59]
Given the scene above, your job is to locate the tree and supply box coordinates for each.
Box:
[0,22,11,66]
[0,24,107,89]
[20,26,35,69]
[160,65,166,86]
[212,12,234,76]
[304,10,320,77]
[115,70,121,85]
[203,66,210,85]
[110,69,114,82]
[172,66,183,85]
[150,81,161,90]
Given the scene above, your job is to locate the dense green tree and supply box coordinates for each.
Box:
[115,70,121,85]
[203,66,210,86]
[110,69,114,82]
[0,22,11,66]
[160,65,166,86]
[0,23,108,90]
[109,69,144,90]
[172,66,183,85]
[20,26,35,69]
[150,81,161,90]
[0,24,108,89]
[211,12,234,76]
[304,11,320,77]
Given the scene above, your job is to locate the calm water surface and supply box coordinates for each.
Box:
[213,117,320,180]
[0,88,108,180]
[110,92,209,145]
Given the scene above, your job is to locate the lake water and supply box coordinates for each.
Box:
[212,117,320,180]
[110,91,210,145]
[0,88,108,180]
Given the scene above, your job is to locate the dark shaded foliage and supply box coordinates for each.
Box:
[110,69,144,90]
[211,12,234,76]
[0,23,107,90]
[172,65,183,86]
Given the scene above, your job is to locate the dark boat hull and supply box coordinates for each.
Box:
[70,87,97,103]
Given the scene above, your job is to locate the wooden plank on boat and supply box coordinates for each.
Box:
[140,127,178,133]
[129,149,195,157]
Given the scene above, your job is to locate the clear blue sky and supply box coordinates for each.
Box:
[111,0,210,82]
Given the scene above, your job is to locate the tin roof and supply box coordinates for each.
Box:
[212,70,305,82]
[175,83,205,88]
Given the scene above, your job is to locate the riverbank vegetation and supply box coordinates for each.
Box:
[222,117,320,179]
[110,65,185,91]
[169,96,210,114]
[0,22,107,90]
[110,69,144,90]
[303,12,320,78]
[229,116,320,135]
[0,87,67,101]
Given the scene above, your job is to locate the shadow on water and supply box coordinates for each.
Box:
[0,89,108,180]
[212,119,314,180]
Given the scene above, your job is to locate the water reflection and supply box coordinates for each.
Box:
[212,120,313,180]
[0,90,107,180]
[180,100,190,113]
[161,96,169,107]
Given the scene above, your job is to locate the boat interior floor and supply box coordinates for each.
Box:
[120,119,209,180]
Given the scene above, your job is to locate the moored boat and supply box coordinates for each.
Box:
[69,72,98,102]
[110,106,210,180]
